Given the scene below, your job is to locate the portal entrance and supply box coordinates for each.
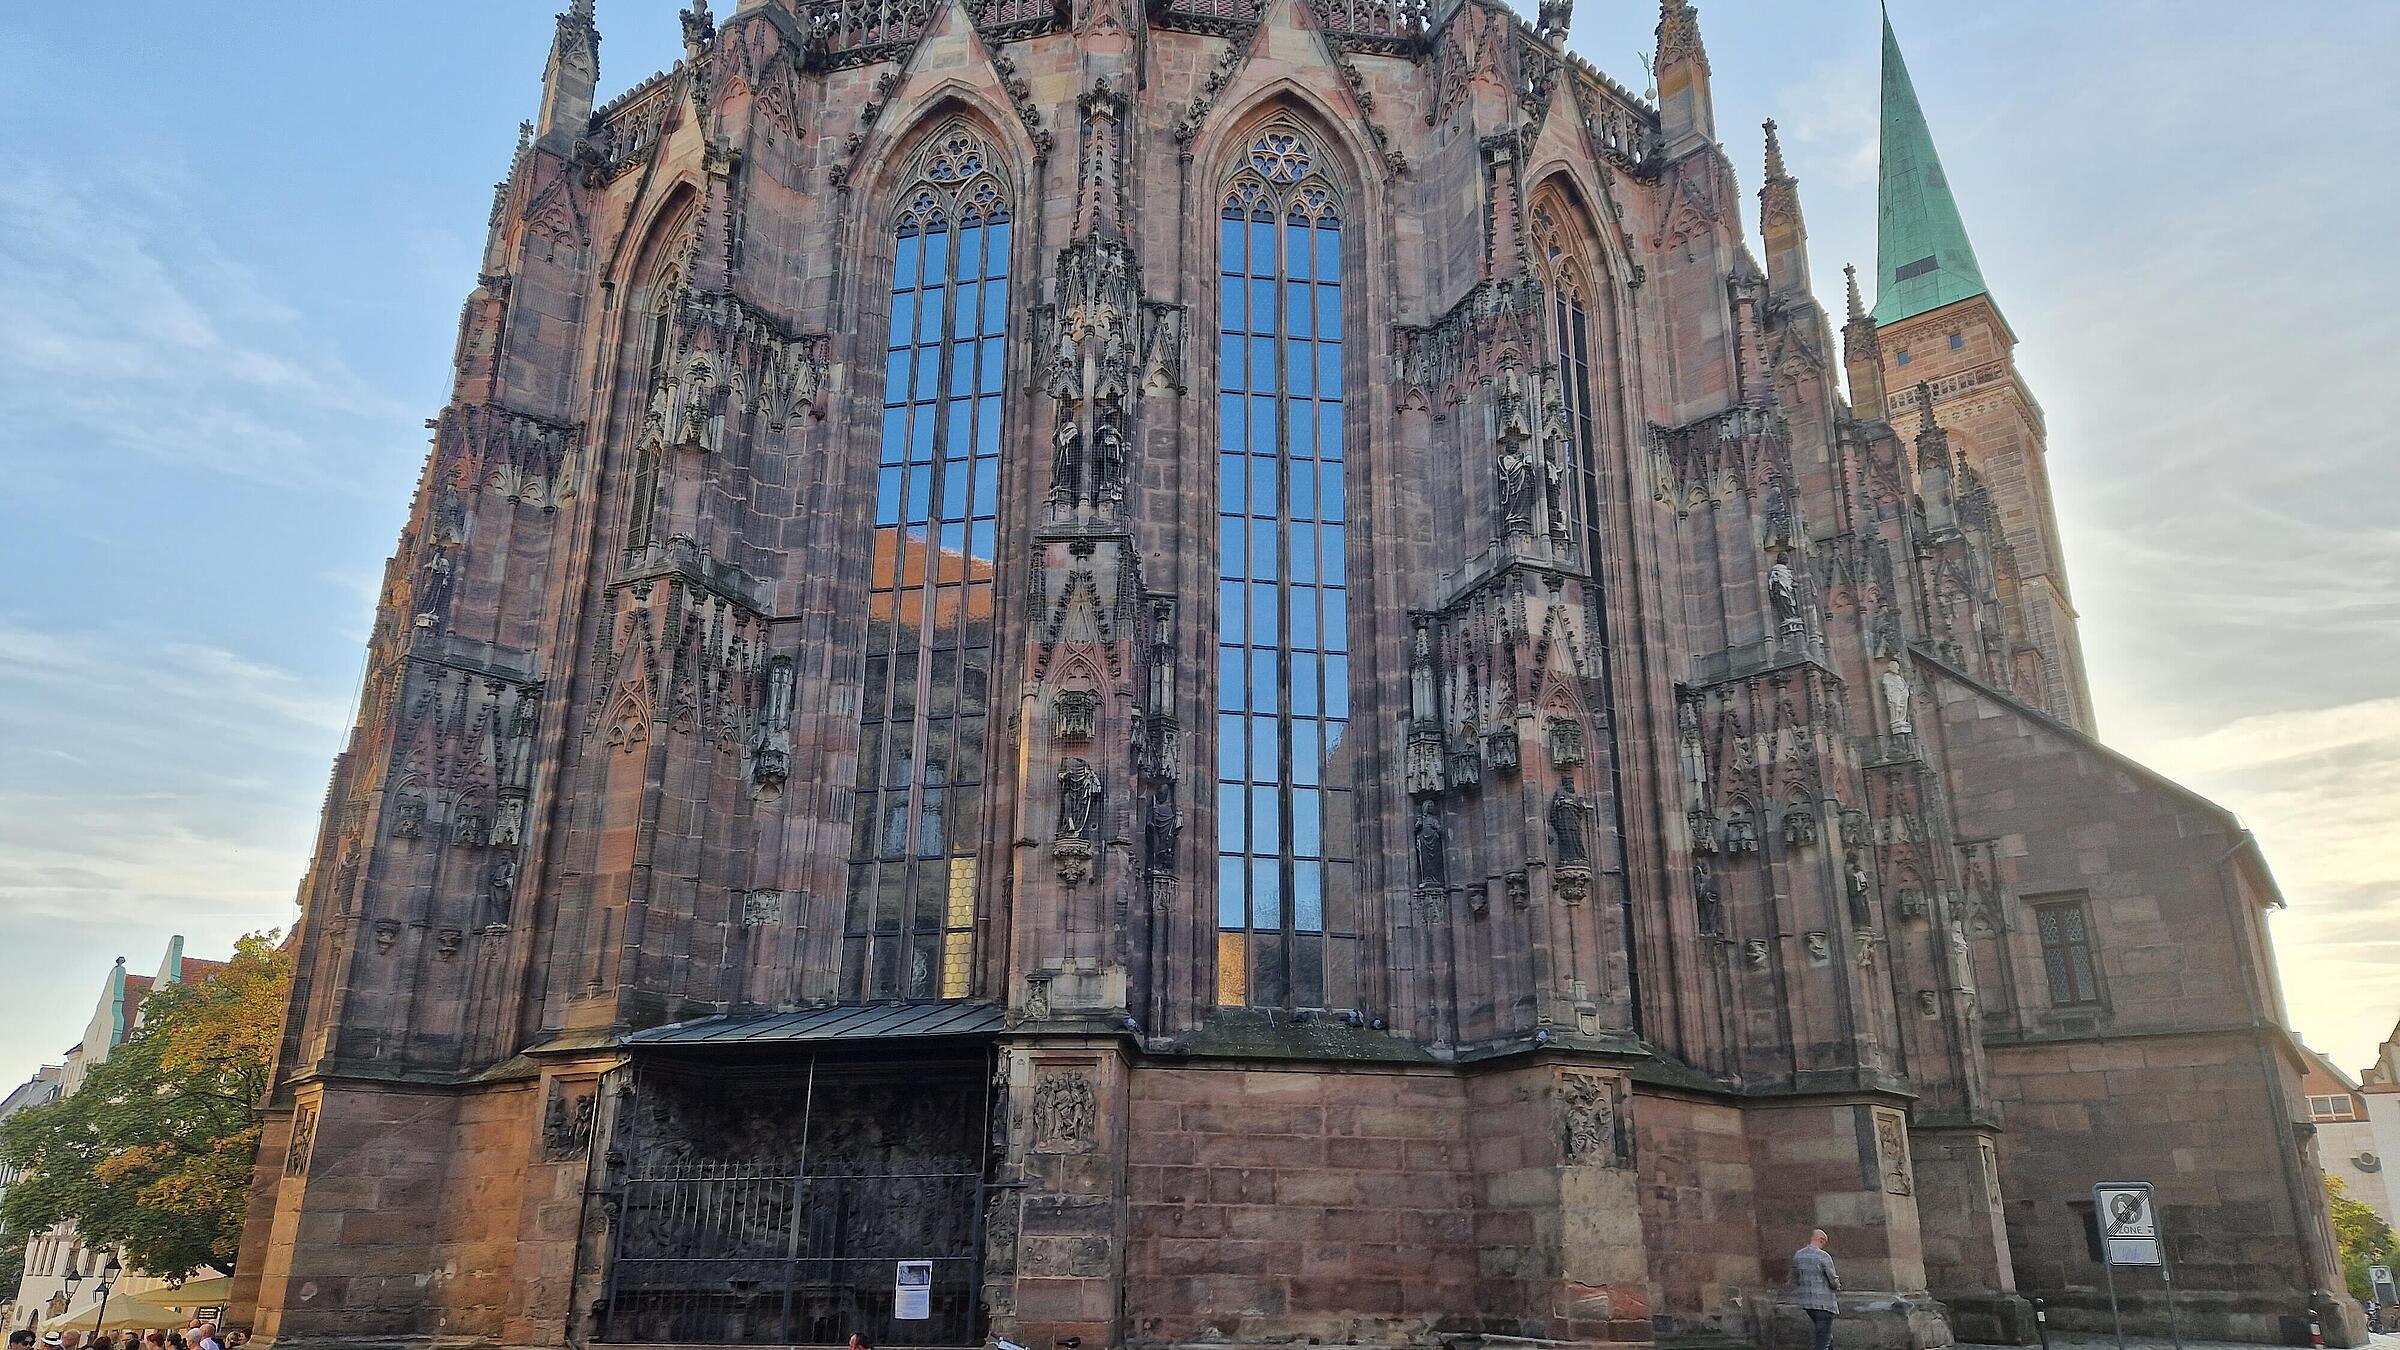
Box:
[600,1050,993,1346]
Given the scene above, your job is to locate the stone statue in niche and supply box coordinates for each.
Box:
[1032,1072,1098,1153]
[1871,606,1903,660]
[754,656,794,791]
[1855,928,1880,971]
[1413,801,1447,892]
[1054,757,1102,882]
[1048,418,1083,505]
[1054,689,1098,742]
[489,855,518,905]
[1762,479,1795,551]
[393,791,426,838]
[1724,808,1759,854]
[1409,621,1438,725]
[1497,439,1539,534]
[1948,920,1976,992]
[1091,407,1129,506]
[1144,786,1181,876]
[542,1084,598,1161]
[1677,699,1705,786]
[1694,860,1722,936]
[1880,659,1915,736]
[1768,556,1802,633]
[1549,777,1592,869]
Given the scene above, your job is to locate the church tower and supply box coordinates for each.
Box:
[1866,10,2094,729]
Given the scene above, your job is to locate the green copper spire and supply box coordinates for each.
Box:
[1872,8,1989,326]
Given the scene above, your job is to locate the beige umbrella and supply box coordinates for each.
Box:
[146,1277,232,1310]
[47,1290,186,1333]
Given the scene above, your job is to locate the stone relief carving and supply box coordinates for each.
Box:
[1031,1071,1098,1153]
[543,1082,599,1161]
[286,1103,319,1177]
[1559,1072,1627,1168]
[1053,688,1098,742]
[1743,938,1770,969]
[1874,1108,1913,1195]
[742,890,782,926]
[373,920,401,954]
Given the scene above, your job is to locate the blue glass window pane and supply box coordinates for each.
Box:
[1218,857,1246,928]
[957,224,984,281]
[1250,397,1277,457]
[946,410,974,458]
[1323,589,1349,652]
[1249,788,1281,855]
[1250,715,1278,783]
[1251,858,1281,927]
[1293,790,1321,857]
[1289,345,1314,396]
[1250,221,1275,273]
[1323,718,1346,764]
[1324,655,1350,718]
[1319,406,1343,460]
[1248,582,1279,645]
[889,293,916,347]
[1219,713,1246,780]
[1291,654,1320,716]
[1249,519,1278,579]
[882,409,909,463]
[885,351,911,403]
[1292,721,1320,786]
[1219,517,1245,577]
[876,468,904,526]
[973,467,998,517]
[1289,588,1317,650]
[969,520,994,562]
[1320,525,1346,584]
[1285,280,1312,338]
[1249,457,1277,515]
[1318,344,1343,397]
[914,347,941,397]
[1221,276,1245,332]
[979,337,1006,394]
[988,220,1011,264]
[942,466,969,518]
[1287,404,1314,459]
[924,229,953,285]
[1218,650,1244,711]
[1220,395,1245,450]
[978,400,1003,454]
[1221,216,1245,272]
[1290,524,1316,583]
[1294,861,1323,932]
[1249,335,1275,390]
[1249,650,1279,713]
[906,465,934,523]
[1316,285,1341,340]
[954,282,980,340]
[1221,335,1246,391]
[1319,463,1345,522]
[982,278,1008,336]
[895,234,920,288]
[1316,226,1340,279]
[1217,580,1245,643]
[1218,784,1247,852]
[1219,451,1246,507]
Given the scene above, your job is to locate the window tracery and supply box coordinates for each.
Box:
[1213,121,1354,1011]
[846,121,1013,1002]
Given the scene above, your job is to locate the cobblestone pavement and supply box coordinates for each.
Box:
[1962,1334,2400,1350]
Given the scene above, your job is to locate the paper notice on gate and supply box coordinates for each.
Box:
[895,1259,933,1321]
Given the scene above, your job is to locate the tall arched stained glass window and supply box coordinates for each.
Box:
[846,123,1010,1002]
[1214,123,1351,1010]
[1535,203,1600,556]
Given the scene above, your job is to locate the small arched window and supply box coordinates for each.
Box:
[846,121,1013,1003]
[1213,119,1352,1011]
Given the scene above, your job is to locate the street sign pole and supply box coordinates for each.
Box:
[2162,1233,2181,1350]
[2102,1246,2124,1350]
[2094,1181,2165,1350]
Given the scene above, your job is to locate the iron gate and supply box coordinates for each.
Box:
[600,1054,993,1346]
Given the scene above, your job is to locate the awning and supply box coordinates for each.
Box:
[623,1001,1006,1048]
[47,1290,188,1332]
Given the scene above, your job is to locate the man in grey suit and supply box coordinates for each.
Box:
[1792,1228,1841,1350]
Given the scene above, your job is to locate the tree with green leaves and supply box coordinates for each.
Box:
[2328,1172,2400,1303]
[0,932,290,1279]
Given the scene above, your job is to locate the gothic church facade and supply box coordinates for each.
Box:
[230,2,2358,1347]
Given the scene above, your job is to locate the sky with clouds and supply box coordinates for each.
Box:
[1,2,2393,1089]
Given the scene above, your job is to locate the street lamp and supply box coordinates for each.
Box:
[60,1261,83,1304]
[93,1253,123,1334]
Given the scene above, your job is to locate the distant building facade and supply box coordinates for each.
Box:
[231,2,2356,1348]
[2306,1046,2388,1229]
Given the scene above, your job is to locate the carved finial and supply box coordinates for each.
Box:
[1844,263,1866,324]
[1915,381,1939,437]
[1762,118,1787,182]
[567,0,595,21]
[1656,0,1707,75]
[680,0,715,54]
[1536,0,1573,46]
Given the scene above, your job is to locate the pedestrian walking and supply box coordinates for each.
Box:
[1791,1228,1841,1350]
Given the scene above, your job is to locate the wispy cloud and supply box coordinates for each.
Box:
[0,157,416,490]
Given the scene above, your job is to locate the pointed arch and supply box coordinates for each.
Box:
[842,112,1015,1005]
